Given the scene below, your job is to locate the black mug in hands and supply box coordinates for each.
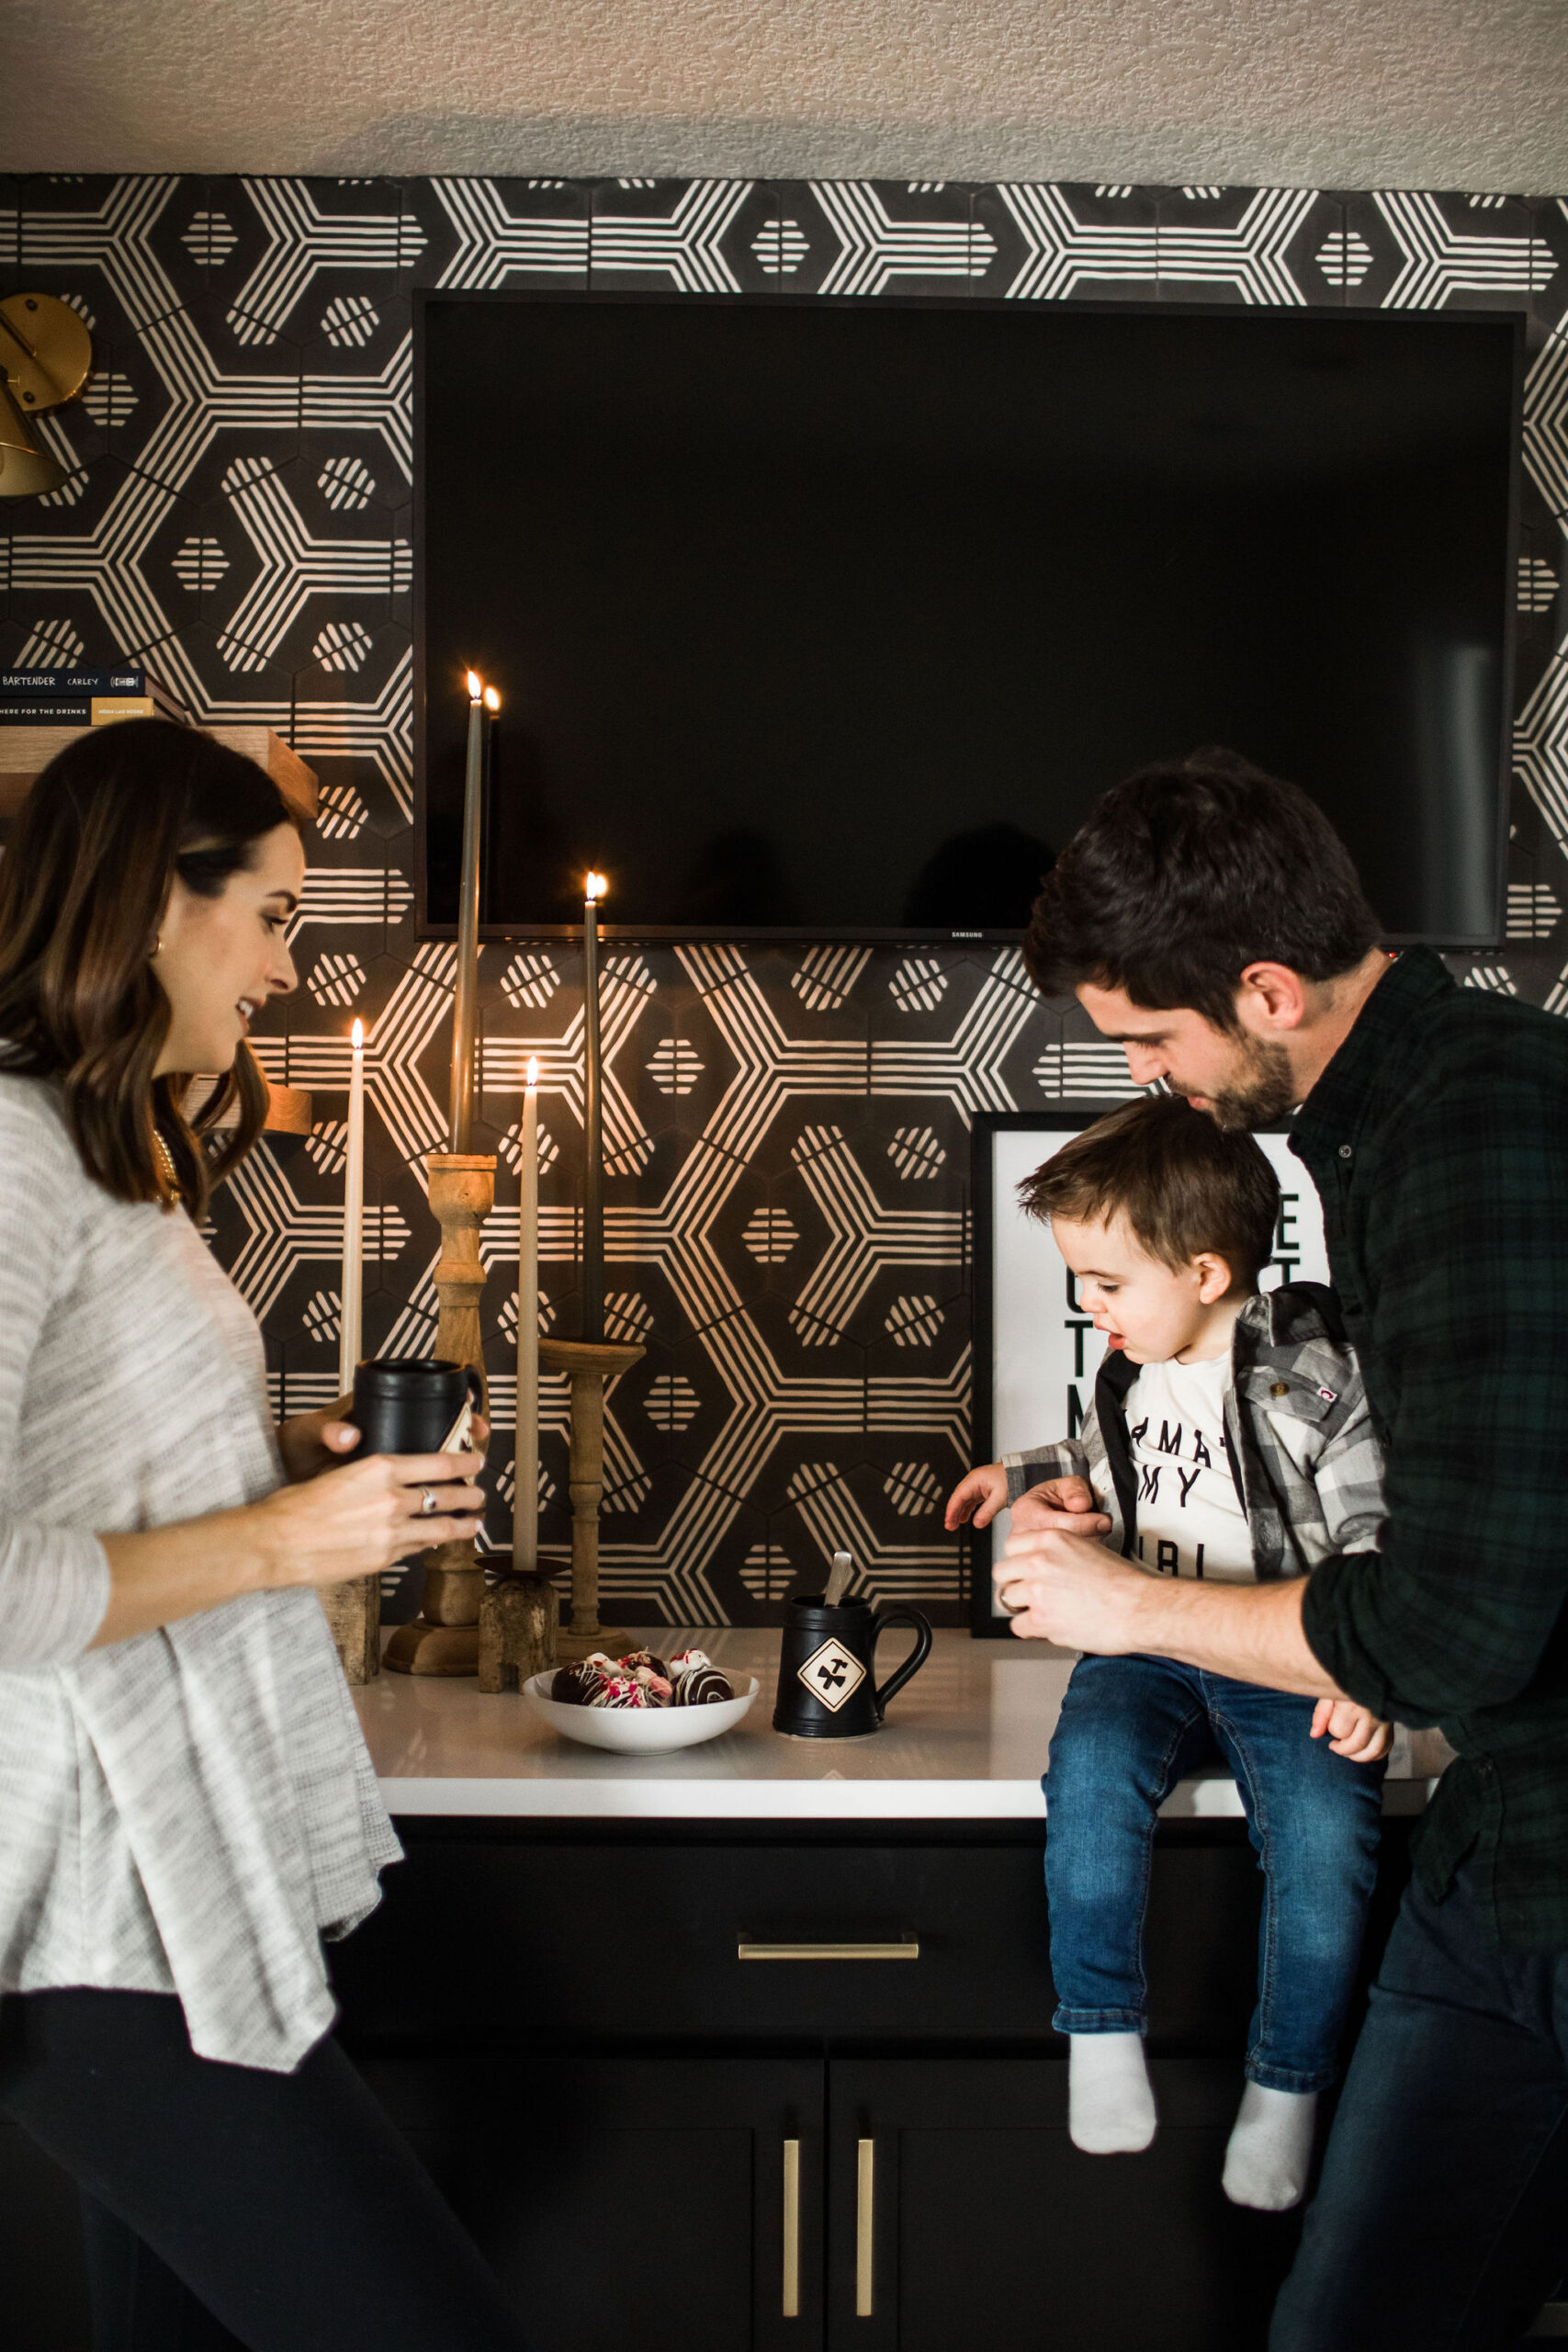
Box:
[346,1357,484,1618]
[773,1593,933,1739]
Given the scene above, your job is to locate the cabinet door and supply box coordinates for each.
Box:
[827,2058,1300,2352]
[359,2052,824,2352]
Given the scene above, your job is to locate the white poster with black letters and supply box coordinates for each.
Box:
[979,1112,1330,1625]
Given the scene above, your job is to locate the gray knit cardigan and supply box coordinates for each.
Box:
[0,1075,399,2071]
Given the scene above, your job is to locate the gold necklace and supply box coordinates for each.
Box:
[152,1128,178,1193]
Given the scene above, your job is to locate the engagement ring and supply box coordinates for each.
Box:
[419,1486,439,1516]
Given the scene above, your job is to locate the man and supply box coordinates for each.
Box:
[999,750,1568,2350]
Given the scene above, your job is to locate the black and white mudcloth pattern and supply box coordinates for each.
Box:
[3,175,1567,1625]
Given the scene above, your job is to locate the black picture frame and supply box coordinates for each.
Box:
[969,1106,1329,1636]
[970,1107,1113,1637]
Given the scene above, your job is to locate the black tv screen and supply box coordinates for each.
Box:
[417,294,1521,944]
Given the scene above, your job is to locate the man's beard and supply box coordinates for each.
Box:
[1192,1035,1298,1132]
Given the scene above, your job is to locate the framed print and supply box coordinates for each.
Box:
[970,1107,1331,1634]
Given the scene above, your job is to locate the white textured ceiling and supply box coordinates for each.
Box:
[4,0,1567,191]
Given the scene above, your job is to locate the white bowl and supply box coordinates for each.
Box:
[523,1672,760,1753]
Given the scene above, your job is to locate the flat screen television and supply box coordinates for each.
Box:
[416,293,1522,944]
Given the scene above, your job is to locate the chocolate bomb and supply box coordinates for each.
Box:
[673,1665,733,1706]
[593,1673,657,1710]
[550,1663,604,1705]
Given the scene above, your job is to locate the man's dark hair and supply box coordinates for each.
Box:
[1020,1094,1280,1287]
[1024,749,1382,1030]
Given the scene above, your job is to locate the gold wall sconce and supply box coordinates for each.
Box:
[0,293,94,497]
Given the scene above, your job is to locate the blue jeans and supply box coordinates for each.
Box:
[1043,1653,1385,2092]
[1270,1862,1568,2350]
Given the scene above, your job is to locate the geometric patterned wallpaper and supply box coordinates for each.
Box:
[3,174,1567,1625]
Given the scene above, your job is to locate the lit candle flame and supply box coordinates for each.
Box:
[483,685,501,712]
[585,871,607,905]
[526,1053,539,1091]
[466,668,482,700]
[351,1017,364,1047]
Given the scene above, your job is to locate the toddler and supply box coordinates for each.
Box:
[948,1095,1390,2211]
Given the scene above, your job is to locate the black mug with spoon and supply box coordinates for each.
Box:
[773,1550,933,1739]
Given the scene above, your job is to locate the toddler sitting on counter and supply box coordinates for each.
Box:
[947,1096,1390,2211]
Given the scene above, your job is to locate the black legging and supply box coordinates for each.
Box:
[0,1988,529,2352]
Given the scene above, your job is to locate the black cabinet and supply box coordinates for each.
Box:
[827,2058,1298,2352]
[358,2052,824,2352]
[0,1818,1412,2352]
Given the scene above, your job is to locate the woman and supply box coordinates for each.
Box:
[0,720,528,2351]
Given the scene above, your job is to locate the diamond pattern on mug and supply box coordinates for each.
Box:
[797,1634,866,1712]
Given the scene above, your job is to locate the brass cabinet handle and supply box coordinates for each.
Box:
[737,1939,919,1962]
[782,2138,800,2319]
[856,2138,875,2316]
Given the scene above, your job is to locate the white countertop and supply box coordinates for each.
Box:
[351,1629,1450,1820]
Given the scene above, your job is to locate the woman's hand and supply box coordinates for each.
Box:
[255,1449,487,1590]
[278,1396,361,1482]
[92,1446,488,1649]
[277,1402,491,1484]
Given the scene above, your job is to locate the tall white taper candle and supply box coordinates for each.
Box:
[581,872,605,1341]
[448,672,488,1152]
[514,1056,540,1569]
[338,1016,365,1394]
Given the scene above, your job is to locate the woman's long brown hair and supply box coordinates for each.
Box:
[0,718,299,1217]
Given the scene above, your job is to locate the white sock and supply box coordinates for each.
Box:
[1067,2032,1157,2154]
[1222,2083,1317,2211]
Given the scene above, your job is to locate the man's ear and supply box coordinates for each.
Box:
[1235,961,1309,1035]
[1193,1251,1237,1305]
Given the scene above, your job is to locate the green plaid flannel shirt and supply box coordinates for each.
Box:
[1296,947,1568,1951]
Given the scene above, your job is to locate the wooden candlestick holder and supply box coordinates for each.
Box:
[537,1336,645,1662]
[384,1152,496,1678]
[477,1559,558,1693]
[321,1571,379,1685]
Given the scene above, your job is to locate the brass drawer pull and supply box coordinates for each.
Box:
[856,2137,875,2316]
[738,1939,919,1962]
[782,2137,800,2318]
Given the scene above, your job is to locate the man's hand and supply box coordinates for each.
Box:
[1011,1476,1112,1540]
[1310,1698,1393,1763]
[993,1526,1146,1649]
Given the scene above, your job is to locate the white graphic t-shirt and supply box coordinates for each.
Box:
[1124,1353,1255,1583]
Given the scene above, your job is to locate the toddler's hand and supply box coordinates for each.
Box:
[1310,1697,1393,1762]
[945,1464,1010,1531]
